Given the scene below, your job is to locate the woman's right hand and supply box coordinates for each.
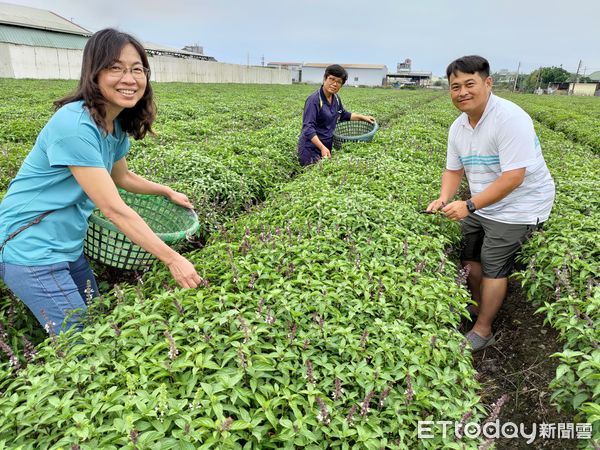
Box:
[166,253,203,288]
[321,148,331,159]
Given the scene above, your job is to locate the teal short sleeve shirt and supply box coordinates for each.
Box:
[0,101,130,264]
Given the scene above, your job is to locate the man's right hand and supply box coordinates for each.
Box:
[166,254,203,288]
[426,198,446,212]
[321,148,331,159]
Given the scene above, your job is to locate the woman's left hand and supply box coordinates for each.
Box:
[167,190,194,209]
[362,115,376,124]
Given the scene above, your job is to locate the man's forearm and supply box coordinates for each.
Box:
[439,169,463,202]
[471,169,525,209]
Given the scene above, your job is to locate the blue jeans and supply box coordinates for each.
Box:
[0,253,99,334]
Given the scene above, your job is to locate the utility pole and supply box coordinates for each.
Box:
[512,61,521,92]
[534,67,542,91]
[570,59,582,95]
[574,59,582,82]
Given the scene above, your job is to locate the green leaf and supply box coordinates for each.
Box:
[195,418,216,429]
[572,392,589,409]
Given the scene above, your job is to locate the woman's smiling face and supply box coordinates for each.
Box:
[98,43,148,122]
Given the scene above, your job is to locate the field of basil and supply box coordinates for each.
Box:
[0,79,597,449]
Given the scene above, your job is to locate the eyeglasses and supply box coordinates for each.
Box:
[326,76,344,86]
[105,64,150,79]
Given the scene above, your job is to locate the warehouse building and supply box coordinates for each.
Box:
[0,2,290,84]
[0,1,90,79]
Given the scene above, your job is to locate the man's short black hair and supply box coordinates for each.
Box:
[446,55,490,80]
[324,64,348,84]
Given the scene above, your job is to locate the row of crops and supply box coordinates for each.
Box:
[421,94,600,446]
[0,80,598,448]
[503,93,600,154]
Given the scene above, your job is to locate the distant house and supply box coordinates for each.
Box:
[386,58,431,87]
[386,71,432,87]
[301,63,388,87]
[493,69,518,84]
[548,82,600,96]
[588,71,600,82]
[569,82,600,96]
[266,62,301,83]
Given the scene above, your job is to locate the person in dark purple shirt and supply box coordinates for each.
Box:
[298,64,375,166]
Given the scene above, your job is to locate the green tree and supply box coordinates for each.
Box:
[525,66,571,91]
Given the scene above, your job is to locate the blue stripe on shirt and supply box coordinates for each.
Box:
[459,154,500,167]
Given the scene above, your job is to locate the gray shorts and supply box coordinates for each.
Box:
[460,213,543,279]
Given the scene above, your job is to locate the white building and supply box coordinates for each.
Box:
[301,63,388,87]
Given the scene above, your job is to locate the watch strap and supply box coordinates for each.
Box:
[466,199,477,213]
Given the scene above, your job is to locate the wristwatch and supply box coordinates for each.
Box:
[466,199,477,214]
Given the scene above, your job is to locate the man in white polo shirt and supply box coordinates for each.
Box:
[427,55,555,352]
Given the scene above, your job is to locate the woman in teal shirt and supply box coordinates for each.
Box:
[0,28,202,334]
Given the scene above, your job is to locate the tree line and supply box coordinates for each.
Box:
[492,66,596,92]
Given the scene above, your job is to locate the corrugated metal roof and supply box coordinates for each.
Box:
[388,71,432,77]
[143,41,203,56]
[143,41,216,61]
[0,1,90,35]
[303,63,387,70]
[0,23,88,49]
[267,62,302,67]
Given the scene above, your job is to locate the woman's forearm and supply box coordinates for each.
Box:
[115,171,173,197]
[311,135,329,152]
[103,203,179,264]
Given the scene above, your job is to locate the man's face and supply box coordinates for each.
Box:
[448,71,492,118]
[323,74,344,95]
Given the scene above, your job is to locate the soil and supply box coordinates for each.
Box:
[471,279,582,450]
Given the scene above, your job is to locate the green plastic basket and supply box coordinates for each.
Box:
[333,120,378,150]
[84,191,199,271]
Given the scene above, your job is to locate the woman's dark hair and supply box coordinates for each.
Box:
[446,55,490,80]
[324,64,348,84]
[54,28,155,140]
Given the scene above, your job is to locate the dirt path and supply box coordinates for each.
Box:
[472,279,580,449]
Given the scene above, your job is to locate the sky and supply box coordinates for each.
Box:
[5,0,600,77]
